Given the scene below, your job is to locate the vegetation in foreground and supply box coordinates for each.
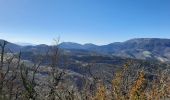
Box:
[0,40,170,100]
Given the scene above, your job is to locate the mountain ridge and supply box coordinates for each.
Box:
[1,38,170,62]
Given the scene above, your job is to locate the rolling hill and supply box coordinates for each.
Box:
[1,38,170,62]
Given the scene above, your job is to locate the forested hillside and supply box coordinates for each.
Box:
[0,40,170,100]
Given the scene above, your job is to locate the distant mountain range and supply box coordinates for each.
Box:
[58,38,170,62]
[15,42,36,46]
[1,38,170,62]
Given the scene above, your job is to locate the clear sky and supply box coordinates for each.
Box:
[0,0,169,45]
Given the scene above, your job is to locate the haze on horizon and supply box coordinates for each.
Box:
[0,0,169,45]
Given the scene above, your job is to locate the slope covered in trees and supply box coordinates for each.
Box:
[0,40,170,100]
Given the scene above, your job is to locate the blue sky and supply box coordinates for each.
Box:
[0,0,169,45]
